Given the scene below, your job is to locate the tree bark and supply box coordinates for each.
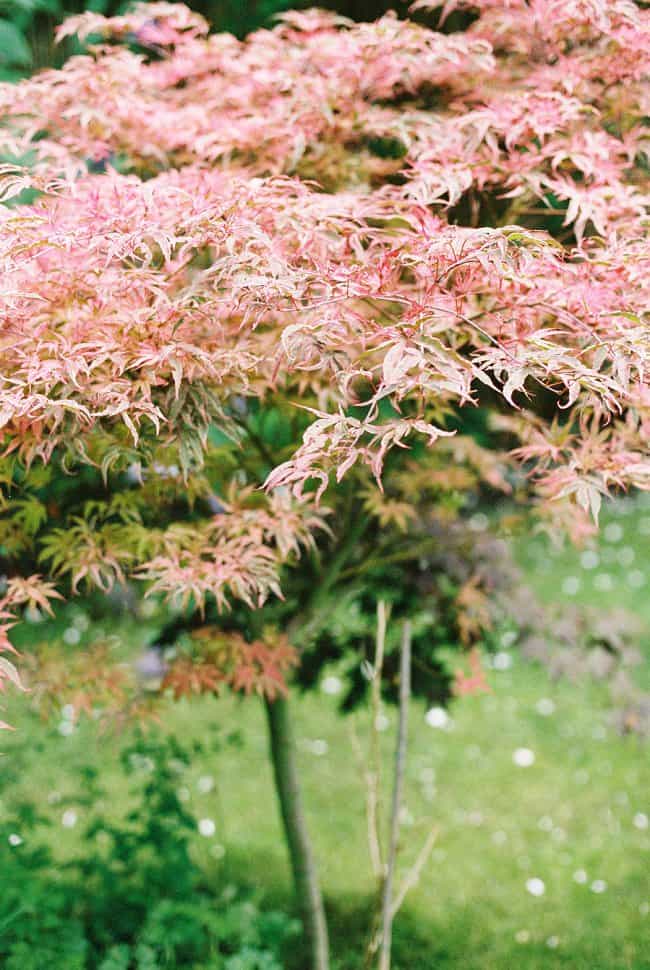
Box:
[265,694,330,970]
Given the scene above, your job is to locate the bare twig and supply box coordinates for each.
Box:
[368,600,388,878]
[348,715,382,877]
[390,824,438,920]
[378,620,411,970]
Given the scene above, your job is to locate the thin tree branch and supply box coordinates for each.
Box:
[378,620,411,970]
[368,600,388,877]
[390,824,438,920]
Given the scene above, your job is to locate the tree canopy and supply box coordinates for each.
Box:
[1,0,649,707]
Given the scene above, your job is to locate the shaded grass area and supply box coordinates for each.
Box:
[2,499,649,968]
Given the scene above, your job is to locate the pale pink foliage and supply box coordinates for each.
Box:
[137,488,330,612]
[0,576,62,721]
[0,1,649,696]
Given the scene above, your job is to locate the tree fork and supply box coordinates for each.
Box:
[265,693,330,970]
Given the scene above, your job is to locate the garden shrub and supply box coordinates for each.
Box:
[0,733,298,969]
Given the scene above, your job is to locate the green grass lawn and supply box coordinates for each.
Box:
[2,499,649,968]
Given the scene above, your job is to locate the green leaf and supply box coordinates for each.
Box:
[12,496,47,535]
[0,19,32,67]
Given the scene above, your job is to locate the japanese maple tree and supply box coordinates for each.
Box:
[1,1,650,966]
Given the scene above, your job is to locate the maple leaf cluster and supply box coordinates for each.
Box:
[0,0,649,707]
[24,624,297,727]
[161,627,298,701]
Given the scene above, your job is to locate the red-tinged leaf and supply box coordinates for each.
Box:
[0,657,26,691]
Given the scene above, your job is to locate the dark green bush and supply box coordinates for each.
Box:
[0,733,298,969]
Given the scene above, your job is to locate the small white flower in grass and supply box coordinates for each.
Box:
[47,791,62,805]
[627,570,646,589]
[311,739,328,756]
[633,813,648,830]
[63,627,81,646]
[526,877,545,897]
[604,523,623,543]
[321,675,342,696]
[573,869,588,884]
[500,630,518,649]
[72,613,90,632]
[594,573,613,592]
[62,809,78,829]
[538,816,553,831]
[580,550,599,570]
[62,704,75,721]
[536,698,555,716]
[58,720,75,737]
[197,775,214,794]
[492,652,512,670]
[492,830,507,846]
[198,818,216,837]
[129,753,154,773]
[375,713,390,732]
[590,880,607,893]
[594,573,614,593]
[562,576,580,596]
[618,547,635,566]
[515,930,530,944]
[513,748,535,767]
[8,833,23,846]
[425,707,449,729]
[546,936,560,949]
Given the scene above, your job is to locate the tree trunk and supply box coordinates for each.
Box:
[265,694,330,970]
